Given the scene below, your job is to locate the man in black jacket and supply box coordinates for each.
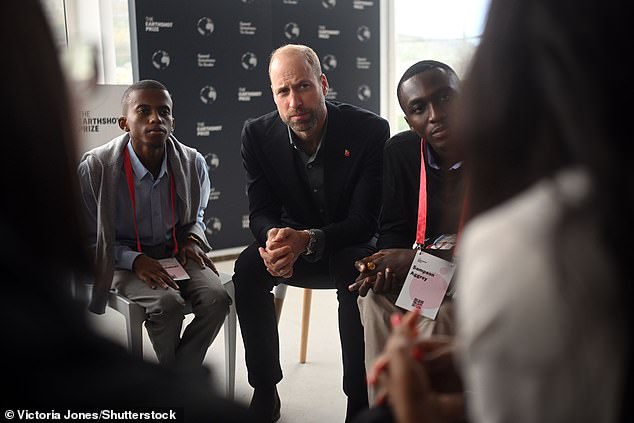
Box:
[350,60,465,402]
[234,44,390,422]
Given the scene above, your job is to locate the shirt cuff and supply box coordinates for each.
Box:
[116,250,143,271]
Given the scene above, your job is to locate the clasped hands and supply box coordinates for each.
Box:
[348,248,417,296]
[368,310,465,423]
[259,227,309,279]
[132,238,218,289]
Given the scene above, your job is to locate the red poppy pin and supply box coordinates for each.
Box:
[344,149,350,157]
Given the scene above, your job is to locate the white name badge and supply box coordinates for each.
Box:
[158,257,190,281]
[395,250,455,319]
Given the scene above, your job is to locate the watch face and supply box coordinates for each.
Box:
[306,230,317,254]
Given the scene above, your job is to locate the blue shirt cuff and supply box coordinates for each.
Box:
[116,249,143,271]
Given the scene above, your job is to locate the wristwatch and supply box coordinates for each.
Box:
[303,229,317,255]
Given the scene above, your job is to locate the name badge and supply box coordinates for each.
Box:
[395,250,455,319]
[158,257,190,281]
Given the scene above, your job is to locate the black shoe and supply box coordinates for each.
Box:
[249,386,281,423]
[345,397,368,423]
[272,389,281,423]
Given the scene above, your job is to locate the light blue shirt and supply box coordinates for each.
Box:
[426,142,463,171]
[113,141,210,270]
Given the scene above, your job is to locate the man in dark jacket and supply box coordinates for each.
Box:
[234,44,390,423]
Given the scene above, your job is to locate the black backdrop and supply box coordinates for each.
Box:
[130,0,381,250]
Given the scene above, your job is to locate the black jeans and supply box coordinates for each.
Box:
[351,405,395,423]
[233,240,376,419]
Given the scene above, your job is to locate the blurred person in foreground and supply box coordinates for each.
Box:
[0,2,248,421]
[356,0,632,422]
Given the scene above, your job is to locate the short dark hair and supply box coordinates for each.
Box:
[121,79,170,114]
[396,60,458,105]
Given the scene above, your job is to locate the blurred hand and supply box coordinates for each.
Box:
[368,310,466,423]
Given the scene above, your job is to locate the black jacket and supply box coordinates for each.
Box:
[241,101,389,252]
[378,130,464,251]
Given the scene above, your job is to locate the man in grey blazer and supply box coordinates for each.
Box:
[78,80,230,369]
[234,44,390,423]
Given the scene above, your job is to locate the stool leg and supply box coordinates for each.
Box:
[223,279,236,400]
[127,304,146,357]
[299,288,312,363]
[224,306,237,400]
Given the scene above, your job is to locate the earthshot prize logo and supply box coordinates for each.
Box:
[322,54,337,71]
[357,25,371,42]
[318,25,340,39]
[152,50,170,69]
[145,16,173,32]
[322,0,336,9]
[197,122,222,136]
[241,52,258,70]
[284,22,300,40]
[204,152,220,172]
[353,0,374,10]
[204,216,223,236]
[80,110,118,134]
[200,85,217,104]
[197,17,214,36]
[238,87,263,102]
[357,85,372,101]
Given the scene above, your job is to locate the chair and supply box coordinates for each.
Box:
[88,272,236,400]
[273,274,334,364]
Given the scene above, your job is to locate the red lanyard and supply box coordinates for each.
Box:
[415,138,428,246]
[123,146,178,255]
[415,139,467,255]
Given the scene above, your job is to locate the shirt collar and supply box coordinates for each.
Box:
[287,123,327,162]
[425,141,462,171]
[126,141,168,181]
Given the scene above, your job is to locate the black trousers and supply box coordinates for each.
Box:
[234,240,376,414]
[351,405,395,423]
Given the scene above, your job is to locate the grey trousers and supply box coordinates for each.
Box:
[112,261,230,368]
[358,290,455,401]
